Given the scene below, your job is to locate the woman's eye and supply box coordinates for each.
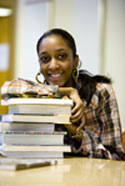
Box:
[39,56,50,63]
[58,54,67,60]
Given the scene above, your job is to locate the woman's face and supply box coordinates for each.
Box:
[38,35,78,87]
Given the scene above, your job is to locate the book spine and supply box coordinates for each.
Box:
[1,131,67,135]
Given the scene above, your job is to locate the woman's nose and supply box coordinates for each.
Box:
[48,58,59,70]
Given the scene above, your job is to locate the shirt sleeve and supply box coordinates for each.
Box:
[71,84,124,160]
[98,84,124,159]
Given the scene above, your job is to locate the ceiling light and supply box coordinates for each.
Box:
[0,8,12,17]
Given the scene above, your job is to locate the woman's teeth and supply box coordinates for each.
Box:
[51,74,61,77]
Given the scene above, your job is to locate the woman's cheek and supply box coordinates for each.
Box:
[40,64,46,74]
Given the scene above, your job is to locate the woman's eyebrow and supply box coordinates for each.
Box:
[56,48,66,52]
[39,51,48,55]
[39,48,66,55]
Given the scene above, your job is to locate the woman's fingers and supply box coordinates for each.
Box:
[62,95,69,100]
[76,116,85,132]
[58,87,85,124]
[71,99,85,122]
[71,107,84,123]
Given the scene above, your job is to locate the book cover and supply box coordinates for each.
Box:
[1,98,73,115]
[8,104,72,115]
[1,113,71,124]
[0,158,57,171]
[1,144,71,152]
[1,98,73,106]
[0,122,55,133]
[0,151,64,158]
[1,131,66,146]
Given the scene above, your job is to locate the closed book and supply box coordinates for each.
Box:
[1,151,64,158]
[0,158,57,171]
[1,131,66,145]
[1,113,71,124]
[0,122,55,133]
[1,98,73,115]
[1,144,71,152]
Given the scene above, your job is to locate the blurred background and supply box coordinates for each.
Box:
[0,0,124,131]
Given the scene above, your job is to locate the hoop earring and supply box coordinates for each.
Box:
[35,72,42,84]
[72,68,79,84]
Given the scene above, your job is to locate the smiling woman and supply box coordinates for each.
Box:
[36,28,125,160]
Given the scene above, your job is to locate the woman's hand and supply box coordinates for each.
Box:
[58,87,85,128]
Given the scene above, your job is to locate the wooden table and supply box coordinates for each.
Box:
[0,157,125,186]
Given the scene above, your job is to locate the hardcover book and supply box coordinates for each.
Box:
[0,158,57,171]
[0,122,55,133]
[1,144,71,153]
[1,113,71,124]
[1,131,66,146]
[1,98,73,115]
[0,151,64,158]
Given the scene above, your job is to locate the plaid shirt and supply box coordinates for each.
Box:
[1,78,58,100]
[70,83,124,160]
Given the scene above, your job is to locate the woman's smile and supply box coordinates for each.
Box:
[48,71,64,79]
[47,72,65,85]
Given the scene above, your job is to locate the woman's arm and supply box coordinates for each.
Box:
[58,87,86,142]
[58,87,85,123]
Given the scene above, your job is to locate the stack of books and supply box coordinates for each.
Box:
[0,98,73,158]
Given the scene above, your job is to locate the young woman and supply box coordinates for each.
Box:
[36,28,124,160]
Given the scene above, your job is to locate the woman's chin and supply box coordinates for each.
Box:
[49,81,66,87]
[47,78,72,87]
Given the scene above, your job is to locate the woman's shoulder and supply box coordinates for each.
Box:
[96,83,114,95]
[96,83,116,104]
[89,83,115,108]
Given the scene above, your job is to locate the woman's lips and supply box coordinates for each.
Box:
[48,72,63,80]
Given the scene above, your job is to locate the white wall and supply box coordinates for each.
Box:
[15,0,51,81]
[104,0,125,131]
[54,0,73,32]
[53,0,100,74]
[72,0,100,74]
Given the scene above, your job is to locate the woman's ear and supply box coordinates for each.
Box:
[74,55,79,68]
